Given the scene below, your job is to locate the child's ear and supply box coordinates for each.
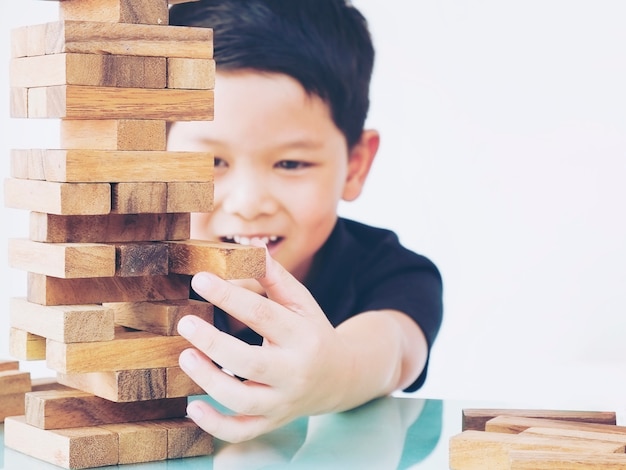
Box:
[342,129,380,202]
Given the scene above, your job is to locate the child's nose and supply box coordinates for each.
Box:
[220,171,277,219]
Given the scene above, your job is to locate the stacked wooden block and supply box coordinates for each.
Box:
[3,0,265,468]
[450,408,626,469]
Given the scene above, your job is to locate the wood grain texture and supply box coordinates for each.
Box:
[0,359,20,372]
[4,178,111,215]
[166,181,214,212]
[27,272,191,306]
[99,421,168,464]
[521,426,626,446]
[0,369,32,395]
[107,299,213,335]
[60,0,169,25]
[167,57,215,89]
[4,415,119,469]
[112,182,167,213]
[9,238,116,278]
[27,85,214,121]
[485,415,626,436]
[25,389,187,429]
[115,242,169,277]
[156,417,214,458]
[46,328,191,373]
[9,327,46,360]
[30,212,190,243]
[60,119,167,151]
[10,297,115,343]
[0,392,26,422]
[11,53,166,88]
[57,368,167,402]
[166,366,204,398]
[169,240,266,279]
[509,450,626,469]
[9,87,28,117]
[462,408,617,432]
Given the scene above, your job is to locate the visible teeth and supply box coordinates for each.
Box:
[228,235,279,246]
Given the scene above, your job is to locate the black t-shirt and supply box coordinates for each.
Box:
[209,217,443,392]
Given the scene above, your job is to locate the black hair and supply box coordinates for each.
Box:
[169,0,375,149]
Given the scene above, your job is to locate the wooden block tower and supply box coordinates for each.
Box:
[2,0,265,468]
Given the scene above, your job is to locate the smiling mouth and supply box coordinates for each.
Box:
[221,235,282,247]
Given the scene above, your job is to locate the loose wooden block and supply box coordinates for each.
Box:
[26,85,214,121]
[0,392,26,422]
[521,426,626,446]
[4,415,119,469]
[60,119,167,151]
[486,415,626,436]
[0,369,32,395]
[18,20,214,59]
[116,242,169,277]
[509,450,626,469]
[166,181,214,213]
[112,182,167,213]
[57,368,167,402]
[30,212,190,243]
[9,327,46,360]
[107,299,213,336]
[449,430,626,470]
[10,53,166,88]
[167,57,216,89]
[0,359,20,372]
[9,87,28,117]
[10,149,44,179]
[9,238,116,278]
[46,328,191,373]
[25,389,187,429]
[10,297,115,343]
[4,178,111,215]
[60,0,169,25]
[169,240,266,279]
[27,272,191,306]
[157,417,214,458]
[462,408,617,431]
[99,421,168,464]
[166,366,204,398]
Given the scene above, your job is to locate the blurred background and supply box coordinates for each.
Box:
[1,1,625,408]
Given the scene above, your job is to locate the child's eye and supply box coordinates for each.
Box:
[214,156,227,168]
[275,160,310,170]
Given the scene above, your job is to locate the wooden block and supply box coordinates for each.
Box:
[4,415,119,469]
[42,20,213,58]
[9,327,46,360]
[25,389,187,429]
[4,178,111,215]
[60,0,169,25]
[169,240,266,279]
[509,450,626,469]
[30,212,190,243]
[449,430,626,470]
[27,85,214,121]
[486,415,626,435]
[167,181,214,212]
[521,426,626,446]
[46,328,191,373]
[115,242,169,277]
[10,149,45,179]
[462,408,617,431]
[10,26,29,58]
[166,366,204,398]
[107,299,213,336]
[0,392,26,422]
[11,53,166,88]
[112,182,167,213]
[27,272,191,306]
[23,149,212,183]
[10,24,48,58]
[167,58,215,89]
[0,370,32,395]
[60,119,167,151]
[9,87,28,117]
[9,238,116,278]
[10,297,115,343]
[57,368,167,402]
[157,417,214,458]
[31,376,74,392]
[99,421,167,464]
[0,359,20,372]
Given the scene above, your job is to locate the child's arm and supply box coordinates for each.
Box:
[177,248,429,443]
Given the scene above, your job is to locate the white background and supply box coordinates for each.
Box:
[1,1,625,409]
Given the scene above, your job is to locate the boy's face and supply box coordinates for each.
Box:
[168,71,376,282]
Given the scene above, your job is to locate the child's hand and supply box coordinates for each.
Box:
[176,248,356,443]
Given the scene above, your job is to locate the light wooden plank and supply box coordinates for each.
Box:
[0,392,26,422]
[156,417,214,458]
[0,359,20,372]
[60,119,167,151]
[100,421,168,464]
[486,415,626,435]
[4,178,111,215]
[509,450,626,469]
[9,327,46,360]
[0,370,32,395]
[169,240,266,279]
[46,328,190,373]
[9,87,28,117]
[10,297,115,343]
[27,272,191,306]
[462,408,617,431]
[60,0,169,25]
[166,366,204,398]
[167,57,215,89]
[107,299,213,335]
[166,181,214,212]
[9,238,116,278]
[4,416,119,469]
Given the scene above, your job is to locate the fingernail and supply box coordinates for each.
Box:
[191,272,212,292]
[177,315,198,337]
[187,401,204,420]
[179,348,199,372]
